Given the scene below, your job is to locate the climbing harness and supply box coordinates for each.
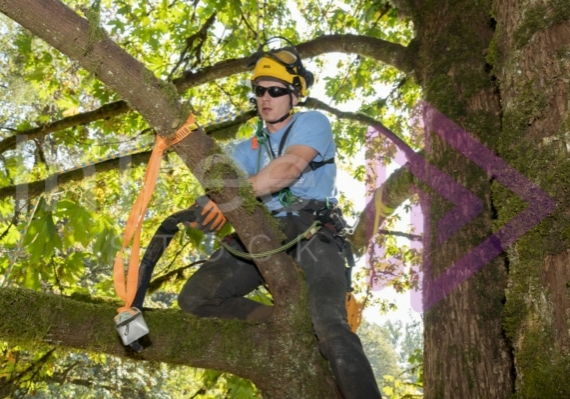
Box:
[220,196,363,332]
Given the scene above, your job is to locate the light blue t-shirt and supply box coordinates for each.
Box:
[232,111,338,212]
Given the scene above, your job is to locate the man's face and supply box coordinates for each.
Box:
[254,80,298,123]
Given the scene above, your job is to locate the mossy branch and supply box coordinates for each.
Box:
[347,160,417,253]
[0,286,270,373]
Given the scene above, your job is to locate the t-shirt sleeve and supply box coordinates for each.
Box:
[232,139,256,176]
[286,111,333,161]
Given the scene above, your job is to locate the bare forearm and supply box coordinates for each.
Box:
[249,154,305,196]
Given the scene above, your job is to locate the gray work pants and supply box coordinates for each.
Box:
[178,215,382,399]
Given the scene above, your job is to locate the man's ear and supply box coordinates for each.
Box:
[292,94,299,106]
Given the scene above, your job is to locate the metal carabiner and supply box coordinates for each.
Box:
[340,213,360,236]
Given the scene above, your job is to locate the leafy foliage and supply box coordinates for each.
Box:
[0,0,422,396]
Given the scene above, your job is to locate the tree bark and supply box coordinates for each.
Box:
[413,0,514,397]
[492,0,570,396]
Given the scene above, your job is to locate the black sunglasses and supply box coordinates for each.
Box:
[254,85,290,98]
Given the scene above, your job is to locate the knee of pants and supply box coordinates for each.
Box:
[312,313,352,342]
[178,292,210,314]
[178,290,220,316]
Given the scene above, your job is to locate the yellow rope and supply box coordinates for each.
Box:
[373,188,394,234]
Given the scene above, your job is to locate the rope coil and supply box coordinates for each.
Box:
[220,220,322,259]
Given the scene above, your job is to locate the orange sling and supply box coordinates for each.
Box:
[113,114,196,313]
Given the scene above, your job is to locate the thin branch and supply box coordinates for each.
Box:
[377,229,422,241]
[0,150,152,201]
[148,260,206,294]
[0,101,129,154]
[347,161,418,253]
[168,13,217,80]
[0,34,415,156]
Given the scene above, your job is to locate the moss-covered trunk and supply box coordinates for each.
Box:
[413,0,514,397]
[492,0,570,397]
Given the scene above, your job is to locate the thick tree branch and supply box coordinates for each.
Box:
[297,34,418,77]
[0,285,337,397]
[0,287,283,377]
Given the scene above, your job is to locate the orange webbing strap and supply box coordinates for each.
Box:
[113,114,196,313]
[346,292,363,333]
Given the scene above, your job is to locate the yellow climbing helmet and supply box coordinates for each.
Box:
[249,37,314,97]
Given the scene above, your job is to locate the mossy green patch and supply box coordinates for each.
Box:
[86,0,106,45]
[512,327,570,398]
[514,0,570,49]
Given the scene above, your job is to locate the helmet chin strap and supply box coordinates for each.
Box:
[266,112,291,124]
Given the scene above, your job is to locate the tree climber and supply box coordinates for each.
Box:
[136,38,382,399]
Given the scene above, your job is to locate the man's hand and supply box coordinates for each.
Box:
[187,196,227,233]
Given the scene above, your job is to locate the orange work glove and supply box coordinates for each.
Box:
[187,195,227,233]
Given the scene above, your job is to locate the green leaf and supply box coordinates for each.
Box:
[92,215,121,265]
[56,200,95,247]
[22,198,62,262]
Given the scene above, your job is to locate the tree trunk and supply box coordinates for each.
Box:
[413,0,514,397]
[492,0,570,397]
